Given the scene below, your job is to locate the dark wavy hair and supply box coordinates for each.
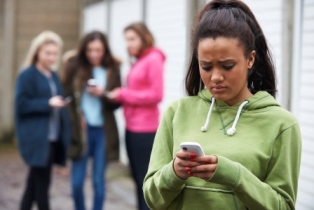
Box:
[124,22,155,57]
[185,0,276,97]
[76,31,119,84]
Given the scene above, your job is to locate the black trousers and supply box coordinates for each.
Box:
[20,142,55,210]
[125,130,155,210]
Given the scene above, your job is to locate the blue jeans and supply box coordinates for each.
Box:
[71,126,106,210]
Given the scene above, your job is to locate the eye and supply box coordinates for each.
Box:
[201,66,212,72]
[222,64,234,71]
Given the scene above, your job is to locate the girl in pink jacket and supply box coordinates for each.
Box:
[109,22,165,210]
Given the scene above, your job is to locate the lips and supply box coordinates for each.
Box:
[211,85,226,93]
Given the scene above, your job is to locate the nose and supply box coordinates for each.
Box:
[211,69,223,83]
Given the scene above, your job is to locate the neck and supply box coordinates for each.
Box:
[137,47,153,59]
[36,63,51,77]
[225,88,253,106]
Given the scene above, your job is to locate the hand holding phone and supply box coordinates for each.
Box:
[176,142,217,181]
[87,79,98,87]
[49,96,67,108]
[180,142,205,156]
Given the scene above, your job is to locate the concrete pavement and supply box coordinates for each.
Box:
[0,146,137,210]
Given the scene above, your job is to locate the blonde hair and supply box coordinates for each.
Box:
[22,31,63,70]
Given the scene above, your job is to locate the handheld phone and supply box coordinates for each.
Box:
[87,79,97,87]
[64,96,73,103]
[180,142,205,156]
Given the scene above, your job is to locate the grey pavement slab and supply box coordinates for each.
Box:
[0,148,137,210]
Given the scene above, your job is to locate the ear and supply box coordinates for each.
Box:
[247,50,256,69]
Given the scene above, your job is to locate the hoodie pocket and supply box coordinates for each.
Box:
[175,187,246,210]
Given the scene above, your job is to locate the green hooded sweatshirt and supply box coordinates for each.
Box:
[143,90,302,210]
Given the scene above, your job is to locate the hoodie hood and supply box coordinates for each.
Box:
[198,89,279,111]
[198,89,280,135]
[139,47,166,61]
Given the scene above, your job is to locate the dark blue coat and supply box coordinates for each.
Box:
[14,65,71,167]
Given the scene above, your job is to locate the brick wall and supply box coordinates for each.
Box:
[0,0,16,142]
[15,0,81,72]
[0,0,81,141]
[0,0,4,139]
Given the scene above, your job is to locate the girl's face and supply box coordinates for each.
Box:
[37,43,59,69]
[125,29,143,57]
[198,37,256,106]
[86,39,105,67]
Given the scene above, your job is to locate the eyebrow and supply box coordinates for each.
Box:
[199,59,235,64]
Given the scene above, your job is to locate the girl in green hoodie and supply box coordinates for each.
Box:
[143,1,302,210]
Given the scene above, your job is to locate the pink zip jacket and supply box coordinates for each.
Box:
[117,47,166,132]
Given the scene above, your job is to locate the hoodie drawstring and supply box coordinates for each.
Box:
[201,99,249,136]
[226,100,249,136]
[201,98,215,132]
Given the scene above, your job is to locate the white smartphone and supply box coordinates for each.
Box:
[180,142,205,156]
[87,79,97,87]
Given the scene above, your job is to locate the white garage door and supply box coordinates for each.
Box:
[295,0,314,209]
[146,0,188,111]
[109,0,143,78]
[83,1,108,33]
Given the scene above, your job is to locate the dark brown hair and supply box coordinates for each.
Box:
[185,0,277,97]
[124,22,155,56]
[76,31,120,84]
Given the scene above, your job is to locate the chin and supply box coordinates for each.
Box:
[209,91,225,99]
[212,95,226,101]
[46,64,54,69]
[129,52,137,57]
[213,94,235,104]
